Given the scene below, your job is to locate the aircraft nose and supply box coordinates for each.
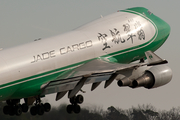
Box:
[126,7,171,40]
[152,14,171,43]
[164,22,170,38]
[159,20,170,40]
[122,7,170,48]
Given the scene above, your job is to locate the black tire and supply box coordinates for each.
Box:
[66,105,73,114]
[21,103,29,113]
[30,106,37,116]
[74,104,81,114]
[75,95,84,104]
[37,105,44,115]
[15,106,22,116]
[9,106,15,116]
[3,105,10,115]
[44,103,51,112]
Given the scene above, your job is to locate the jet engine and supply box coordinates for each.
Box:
[132,65,172,89]
[118,65,172,89]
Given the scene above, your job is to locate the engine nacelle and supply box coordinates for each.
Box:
[132,65,172,89]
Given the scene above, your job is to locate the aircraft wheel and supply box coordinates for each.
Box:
[44,103,51,112]
[75,94,84,104]
[30,106,37,116]
[9,106,15,116]
[15,105,22,116]
[3,105,10,115]
[74,104,81,114]
[21,103,29,113]
[67,105,73,114]
[37,105,44,115]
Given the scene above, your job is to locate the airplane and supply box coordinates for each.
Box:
[0,7,172,116]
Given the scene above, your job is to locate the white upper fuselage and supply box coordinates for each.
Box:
[0,12,156,85]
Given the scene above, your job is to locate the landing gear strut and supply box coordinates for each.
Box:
[66,94,84,114]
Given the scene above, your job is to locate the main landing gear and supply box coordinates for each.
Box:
[30,98,51,116]
[66,94,84,114]
[3,99,28,116]
[3,97,51,116]
[3,94,84,115]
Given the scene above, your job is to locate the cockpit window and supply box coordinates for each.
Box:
[147,10,152,15]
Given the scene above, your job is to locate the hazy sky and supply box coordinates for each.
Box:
[0,1,179,111]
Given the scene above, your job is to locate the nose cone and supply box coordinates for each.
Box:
[156,18,171,50]
[149,10,171,43]
[134,7,171,45]
[158,18,171,41]
[149,12,171,50]
[124,7,170,40]
[122,7,170,51]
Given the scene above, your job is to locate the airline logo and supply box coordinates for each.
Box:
[149,55,153,60]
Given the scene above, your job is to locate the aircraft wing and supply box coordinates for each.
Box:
[40,51,167,100]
